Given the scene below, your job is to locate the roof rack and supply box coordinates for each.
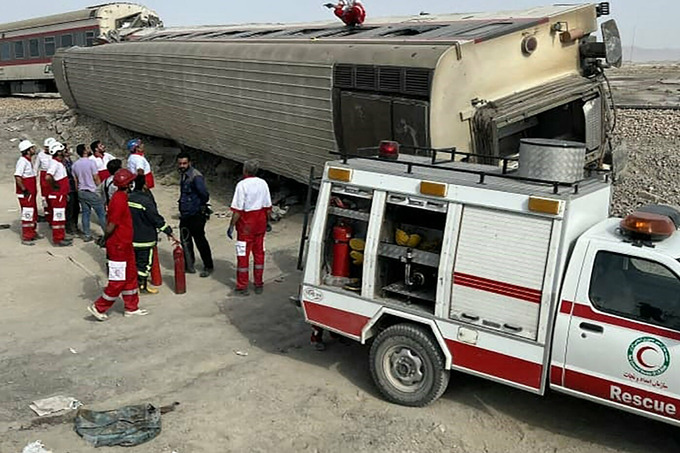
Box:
[331,144,599,195]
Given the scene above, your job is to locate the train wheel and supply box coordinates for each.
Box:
[369,323,449,407]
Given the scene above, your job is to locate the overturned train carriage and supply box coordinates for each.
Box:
[53,4,611,183]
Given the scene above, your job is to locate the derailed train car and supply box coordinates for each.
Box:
[53,3,620,183]
[0,3,162,94]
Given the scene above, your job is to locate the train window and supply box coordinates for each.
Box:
[44,37,56,56]
[60,34,73,48]
[86,32,95,47]
[29,39,40,58]
[0,43,10,61]
[14,41,24,59]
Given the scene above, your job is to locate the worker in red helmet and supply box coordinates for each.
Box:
[325,0,366,27]
[14,140,42,245]
[88,168,149,321]
[45,142,73,247]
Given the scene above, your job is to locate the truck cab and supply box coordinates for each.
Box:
[297,140,680,427]
[552,211,680,424]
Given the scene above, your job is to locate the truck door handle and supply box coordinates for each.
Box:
[579,322,604,333]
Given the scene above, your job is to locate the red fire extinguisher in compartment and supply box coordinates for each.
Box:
[174,243,186,294]
[332,224,352,277]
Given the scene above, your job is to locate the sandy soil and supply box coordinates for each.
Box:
[1,97,679,453]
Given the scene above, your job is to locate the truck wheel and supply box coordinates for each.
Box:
[369,323,449,407]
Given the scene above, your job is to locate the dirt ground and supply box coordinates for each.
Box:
[1,94,680,453]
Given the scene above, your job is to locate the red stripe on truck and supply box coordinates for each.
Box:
[564,368,680,420]
[446,339,542,389]
[454,272,542,304]
[302,301,370,337]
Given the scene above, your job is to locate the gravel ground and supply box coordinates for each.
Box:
[611,109,680,216]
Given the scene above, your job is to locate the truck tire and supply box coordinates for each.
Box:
[369,323,450,407]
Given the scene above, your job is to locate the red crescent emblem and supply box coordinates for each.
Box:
[636,345,657,369]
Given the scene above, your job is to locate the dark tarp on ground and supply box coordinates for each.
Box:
[74,404,161,447]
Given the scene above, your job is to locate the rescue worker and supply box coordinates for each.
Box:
[129,174,177,294]
[87,169,149,321]
[45,142,73,247]
[89,140,115,181]
[72,144,107,242]
[227,159,272,296]
[99,159,122,208]
[36,137,56,223]
[177,151,214,277]
[324,0,366,26]
[63,144,80,237]
[126,138,155,190]
[14,140,42,245]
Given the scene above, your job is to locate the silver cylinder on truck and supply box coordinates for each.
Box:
[517,138,586,183]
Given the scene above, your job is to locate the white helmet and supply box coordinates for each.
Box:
[19,140,35,153]
[49,142,65,155]
[44,137,56,148]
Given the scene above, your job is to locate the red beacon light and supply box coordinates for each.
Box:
[379,140,399,160]
[620,211,676,242]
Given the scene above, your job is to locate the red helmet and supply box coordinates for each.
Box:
[113,169,136,188]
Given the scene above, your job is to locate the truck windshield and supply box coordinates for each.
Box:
[589,251,680,331]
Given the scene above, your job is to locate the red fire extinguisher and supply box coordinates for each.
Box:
[174,243,186,294]
[332,224,352,277]
[150,246,163,287]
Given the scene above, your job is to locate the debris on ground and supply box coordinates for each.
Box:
[29,396,82,417]
[234,350,249,357]
[21,440,53,453]
[74,404,163,447]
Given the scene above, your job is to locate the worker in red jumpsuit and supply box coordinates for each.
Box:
[14,140,41,246]
[37,137,56,223]
[45,142,73,247]
[227,159,272,296]
[88,169,149,321]
[325,0,366,26]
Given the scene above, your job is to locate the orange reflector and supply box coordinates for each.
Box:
[420,181,447,197]
[620,211,675,241]
[328,167,352,182]
[528,196,562,215]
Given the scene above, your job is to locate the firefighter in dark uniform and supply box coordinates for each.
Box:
[128,175,177,294]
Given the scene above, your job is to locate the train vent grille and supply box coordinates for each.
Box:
[355,65,377,90]
[404,69,432,96]
[378,67,402,92]
[334,65,354,88]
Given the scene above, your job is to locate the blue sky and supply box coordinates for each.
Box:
[3,1,676,49]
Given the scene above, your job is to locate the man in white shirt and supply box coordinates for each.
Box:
[126,138,155,189]
[14,140,42,245]
[36,137,55,223]
[89,140,116,181]
[227,159,272,296]
[46,142,73,247]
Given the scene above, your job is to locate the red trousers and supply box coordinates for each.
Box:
[40,171,51,223]
[17,180,38,241]
[49,193,67,244]
[94,245,140,313]
[236,234,265,290]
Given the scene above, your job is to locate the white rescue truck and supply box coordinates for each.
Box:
[296,140,680,427]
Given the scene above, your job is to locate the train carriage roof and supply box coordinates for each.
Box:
[0,3,146,34]
[133,4,593,44]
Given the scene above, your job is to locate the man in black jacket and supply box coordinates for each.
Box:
[177,152,214,277]
[129,175,177,294]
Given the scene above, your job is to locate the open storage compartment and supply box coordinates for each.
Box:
[320,183,373,293]
[374,193,447,313]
